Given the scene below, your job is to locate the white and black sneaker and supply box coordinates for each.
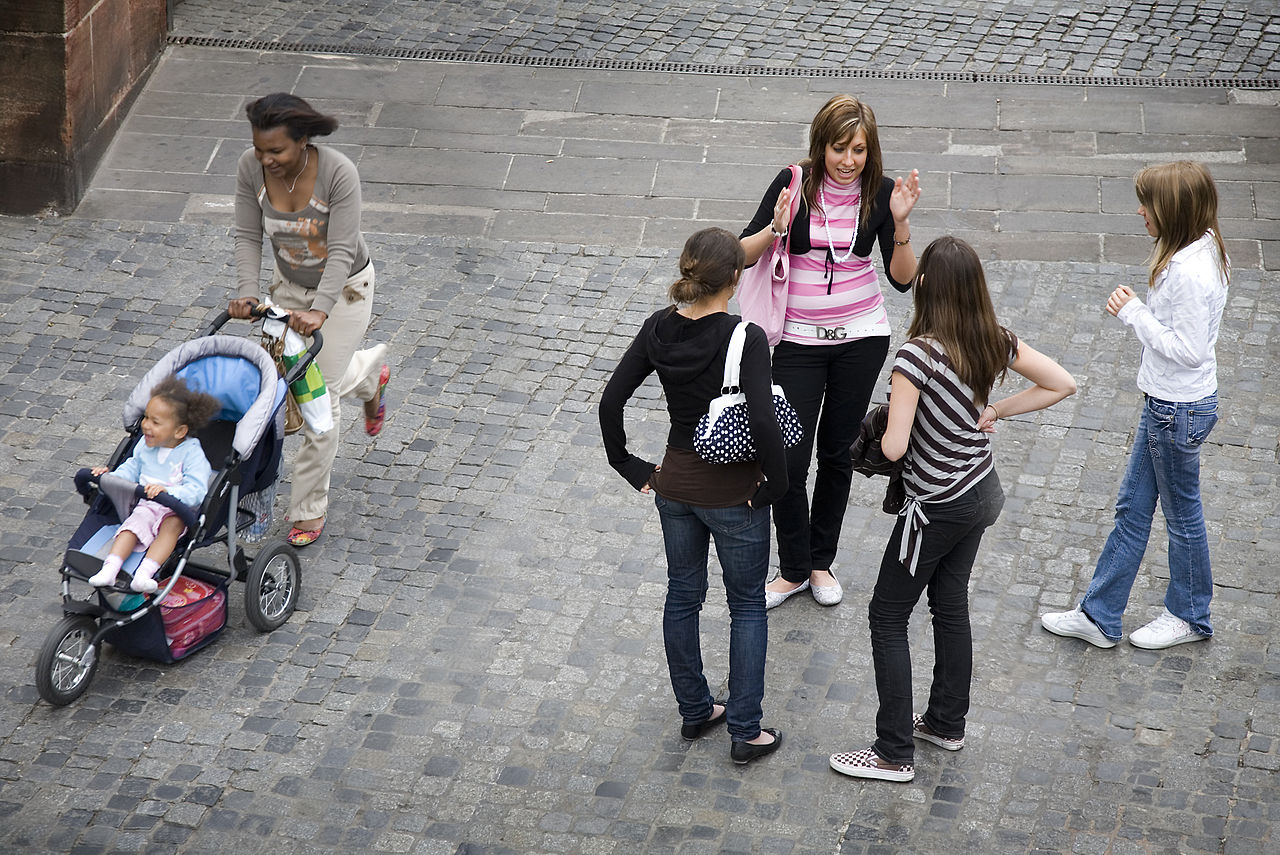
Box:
[912,715,964,751]
[829,747,914,782]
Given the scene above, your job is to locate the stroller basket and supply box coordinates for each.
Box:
[105,565,229,664]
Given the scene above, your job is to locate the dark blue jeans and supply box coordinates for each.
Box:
[655,495,770,742]
[868,471,1005,764]
[771,336,890,582]
[1079,394,1218,639]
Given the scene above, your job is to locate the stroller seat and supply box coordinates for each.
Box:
[70,339,285,557]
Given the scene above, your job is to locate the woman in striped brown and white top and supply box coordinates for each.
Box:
[829,236,1076,783]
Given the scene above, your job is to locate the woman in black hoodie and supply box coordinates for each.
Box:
[600,228,788,765]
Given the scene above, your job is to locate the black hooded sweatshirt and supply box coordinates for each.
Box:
[599,308,788,509]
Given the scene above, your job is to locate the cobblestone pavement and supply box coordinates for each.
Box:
[1,5,1279,855]
[169,0,1280,79]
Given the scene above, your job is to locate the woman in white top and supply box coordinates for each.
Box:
[1042,161,1230,650]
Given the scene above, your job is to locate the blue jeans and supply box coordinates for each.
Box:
[1079,394,1218,640]
[655,495,770,742]
[868,471,1005,764]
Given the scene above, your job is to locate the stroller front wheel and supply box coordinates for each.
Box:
[245,539,301,632]
[36,615,100,706]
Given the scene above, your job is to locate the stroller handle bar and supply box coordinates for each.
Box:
[74,469,201,531]
[202,306,323,387]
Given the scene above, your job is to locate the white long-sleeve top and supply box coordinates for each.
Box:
[1116,230,1228,402]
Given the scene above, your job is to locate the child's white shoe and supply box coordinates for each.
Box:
[130,575,158,594]
[88,567,119,587]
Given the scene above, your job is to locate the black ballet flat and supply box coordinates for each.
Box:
[681,704,727,740]
[731,727,782,765]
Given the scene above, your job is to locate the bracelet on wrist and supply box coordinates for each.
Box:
[893,235,911,246]
[771,224,788,238]
[986,403,1000,419]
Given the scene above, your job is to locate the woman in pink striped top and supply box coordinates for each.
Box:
[740,95,921,610]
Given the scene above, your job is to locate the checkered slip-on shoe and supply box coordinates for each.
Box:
[829,747,914,782]
[912,715,964,751]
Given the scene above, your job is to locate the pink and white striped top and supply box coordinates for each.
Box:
[783,174,891,346]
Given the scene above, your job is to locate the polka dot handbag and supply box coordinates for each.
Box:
[694,321,804,464]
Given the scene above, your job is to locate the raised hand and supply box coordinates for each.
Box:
[773,186,792,235]
[890,169,921,223]
[1106,285,1136,317]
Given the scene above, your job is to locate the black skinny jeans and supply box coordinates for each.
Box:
[770,336,889,582]
[868,471,1005,764]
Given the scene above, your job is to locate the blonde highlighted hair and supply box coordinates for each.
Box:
[1134,161,1229,289]
[802,95,883,227]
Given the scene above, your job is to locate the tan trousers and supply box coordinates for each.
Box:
[270,263,387,522]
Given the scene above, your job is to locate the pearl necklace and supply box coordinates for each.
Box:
[819,178,860,264]
[286,147,310,194]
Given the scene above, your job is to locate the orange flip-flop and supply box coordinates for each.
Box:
[365,364,390,436]
[287,524,324,547]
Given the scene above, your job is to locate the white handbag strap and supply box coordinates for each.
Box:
[721,321,750,393]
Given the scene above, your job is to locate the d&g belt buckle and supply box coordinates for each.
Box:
[816,325,847,340]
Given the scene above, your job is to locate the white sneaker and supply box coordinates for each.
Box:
[811,572,843,606]
[1040,607,1117,649]
[765,579,809,610]
[1129,608,1207,650]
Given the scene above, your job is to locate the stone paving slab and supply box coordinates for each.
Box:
[66,48,1280,272]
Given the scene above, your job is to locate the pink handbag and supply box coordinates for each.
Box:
[737,164,802,346]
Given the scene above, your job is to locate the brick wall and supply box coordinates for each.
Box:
[0,0,167,214]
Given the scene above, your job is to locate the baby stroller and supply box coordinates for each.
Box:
[35,310,321,706]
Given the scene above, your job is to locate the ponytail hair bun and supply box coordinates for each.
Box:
[668,228,746,306]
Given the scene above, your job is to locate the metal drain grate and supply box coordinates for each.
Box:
[167,35,1280,89]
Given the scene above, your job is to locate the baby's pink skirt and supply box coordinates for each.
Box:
[119,500,186,549]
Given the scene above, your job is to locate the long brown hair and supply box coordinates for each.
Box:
[907,237,1011,405]
[668,228,745,305]
[800,95,883,227]
[1135,161,1229,289]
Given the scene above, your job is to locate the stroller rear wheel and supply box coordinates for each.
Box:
[36,616,100,706]
[245,540,301,631]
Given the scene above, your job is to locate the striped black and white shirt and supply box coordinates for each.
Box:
[891,334,1018,572]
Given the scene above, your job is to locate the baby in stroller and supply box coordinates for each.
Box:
[87,376,220,593]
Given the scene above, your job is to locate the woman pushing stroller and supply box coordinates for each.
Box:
[228,92,390,548]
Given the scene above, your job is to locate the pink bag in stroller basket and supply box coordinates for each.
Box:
[160,577,227,659]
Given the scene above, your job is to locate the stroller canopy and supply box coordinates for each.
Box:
[123,335,284,459]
